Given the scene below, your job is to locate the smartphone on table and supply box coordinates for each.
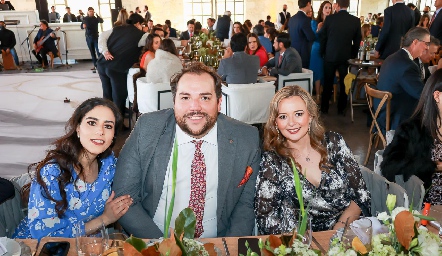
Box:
[38,241,70,256]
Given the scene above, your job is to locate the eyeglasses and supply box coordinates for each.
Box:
[417,39,430,46]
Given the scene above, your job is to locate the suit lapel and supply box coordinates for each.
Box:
[216,115,237,222]
[152,118,176,205]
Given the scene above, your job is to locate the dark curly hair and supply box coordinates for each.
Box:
[21,98,122,217]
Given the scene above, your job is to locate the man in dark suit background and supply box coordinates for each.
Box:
[217,33,260,84]
[63,7,77,23]
[0,0,14,10]
[179,20,196,40]
[288,0,315,69]
[265,15,275,27]
[319,0,361,114]
[113,62,260,238]
[414,36,440,84]
[261,32,302,78]
[374,0,414,60]
[407,3,421,26]
[429,0,442,43]
[375,27,430,132]
[165,20,177,38]
[214,11,233,41]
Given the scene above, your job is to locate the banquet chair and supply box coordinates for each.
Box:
[373,130,395,175]
[44,37,62,69]
[277,68,313,95]
[348,67,378,122]
[127,67,140,129]
[136,77,173,114]
[394,175,425,211]
[359,166,408,215]
[0,180,25,238]
[220,82,275,124]
[364,83,393,165]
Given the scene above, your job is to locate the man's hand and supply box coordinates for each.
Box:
[5,48,10,54]
[223,47,233,59]
[373,50,380,59]
[103,51,114,60]
[261,66,269,76]
[317,22,324,31]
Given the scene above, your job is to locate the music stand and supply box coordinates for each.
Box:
[56,30,71,69]
[20,26,38,70]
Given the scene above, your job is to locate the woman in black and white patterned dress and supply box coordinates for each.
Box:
[254,86,371,234]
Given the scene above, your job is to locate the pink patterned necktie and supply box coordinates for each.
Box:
[278,54,283,67]
[430,13,436,28]
[189,140,206,238]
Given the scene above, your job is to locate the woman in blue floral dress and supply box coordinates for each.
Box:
[13,98,133,239]
[309,1,332,102]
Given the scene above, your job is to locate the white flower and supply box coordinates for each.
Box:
[28,207,39,222]
[418,230,442,255]
[376,211,390,222]
[390,207,408,221]
[42,216,60,228]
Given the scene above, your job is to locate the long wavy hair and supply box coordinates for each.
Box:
[113,8,128,27]
[21,98,122,217]
[139,33,161,62]
[245,33,263,55]
[411,69,442,143]
[315,1,332,23]
[263,86,328,171]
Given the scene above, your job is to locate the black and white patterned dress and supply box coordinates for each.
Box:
[254,131,371,233]
[426,141,442,205]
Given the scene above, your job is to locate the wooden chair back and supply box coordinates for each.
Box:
[365,84,392,146]
[363,83,393,165]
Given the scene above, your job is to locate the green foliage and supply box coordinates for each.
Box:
[125,235,147,252]
[164,137,179,238]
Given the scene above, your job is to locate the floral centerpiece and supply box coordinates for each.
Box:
[329,194,442,255]
[123,208,217,256]
[241,160,320,256]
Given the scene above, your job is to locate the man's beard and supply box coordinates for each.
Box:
[283,9,287,12]
[176,111,217,138]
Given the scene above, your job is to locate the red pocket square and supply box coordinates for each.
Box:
[237,166,253,188]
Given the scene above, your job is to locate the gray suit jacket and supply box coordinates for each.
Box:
[217,52,260,84]
[113,109,261,238]
[264,47,302,76]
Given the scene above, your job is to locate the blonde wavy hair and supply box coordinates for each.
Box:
[263,86,329,171]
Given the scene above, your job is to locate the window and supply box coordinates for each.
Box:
[183,0,244,24]
[46,0,115,30]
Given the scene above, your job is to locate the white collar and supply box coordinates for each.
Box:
[402,48,413,60]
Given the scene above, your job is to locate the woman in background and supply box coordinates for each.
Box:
[255,86,370,234]
[309,1,332,102]
[361,24,371,41]
[140,34,161,71]
[13,98,130,239]
[145,39,182,83]
[113,8,128,27]
[245,33,268,67]
[381,70,442,205]
[418,14,431,29]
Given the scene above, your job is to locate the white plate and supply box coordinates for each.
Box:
[0,237,21,256]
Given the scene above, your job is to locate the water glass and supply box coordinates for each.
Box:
[75,221,107,256]
[341,216,372,251]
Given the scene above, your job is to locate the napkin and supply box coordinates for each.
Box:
[0,237,7,255]
[350,218,372,245]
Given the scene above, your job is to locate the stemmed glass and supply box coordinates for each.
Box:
[75,221,107,256]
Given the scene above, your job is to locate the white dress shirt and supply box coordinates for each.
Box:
[153,123,219,238]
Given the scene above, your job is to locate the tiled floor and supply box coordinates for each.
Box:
[0,60,378,179]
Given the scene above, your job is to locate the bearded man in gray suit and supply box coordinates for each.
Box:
[113,62,261,238]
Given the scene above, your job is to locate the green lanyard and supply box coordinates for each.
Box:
[164,138,178,238]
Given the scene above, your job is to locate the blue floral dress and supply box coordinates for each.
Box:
[13,154,116,239]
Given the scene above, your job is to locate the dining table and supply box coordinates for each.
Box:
[18,230,335,256]
[16,205,442,255]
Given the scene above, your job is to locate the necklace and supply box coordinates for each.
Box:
[305,147,311,162]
